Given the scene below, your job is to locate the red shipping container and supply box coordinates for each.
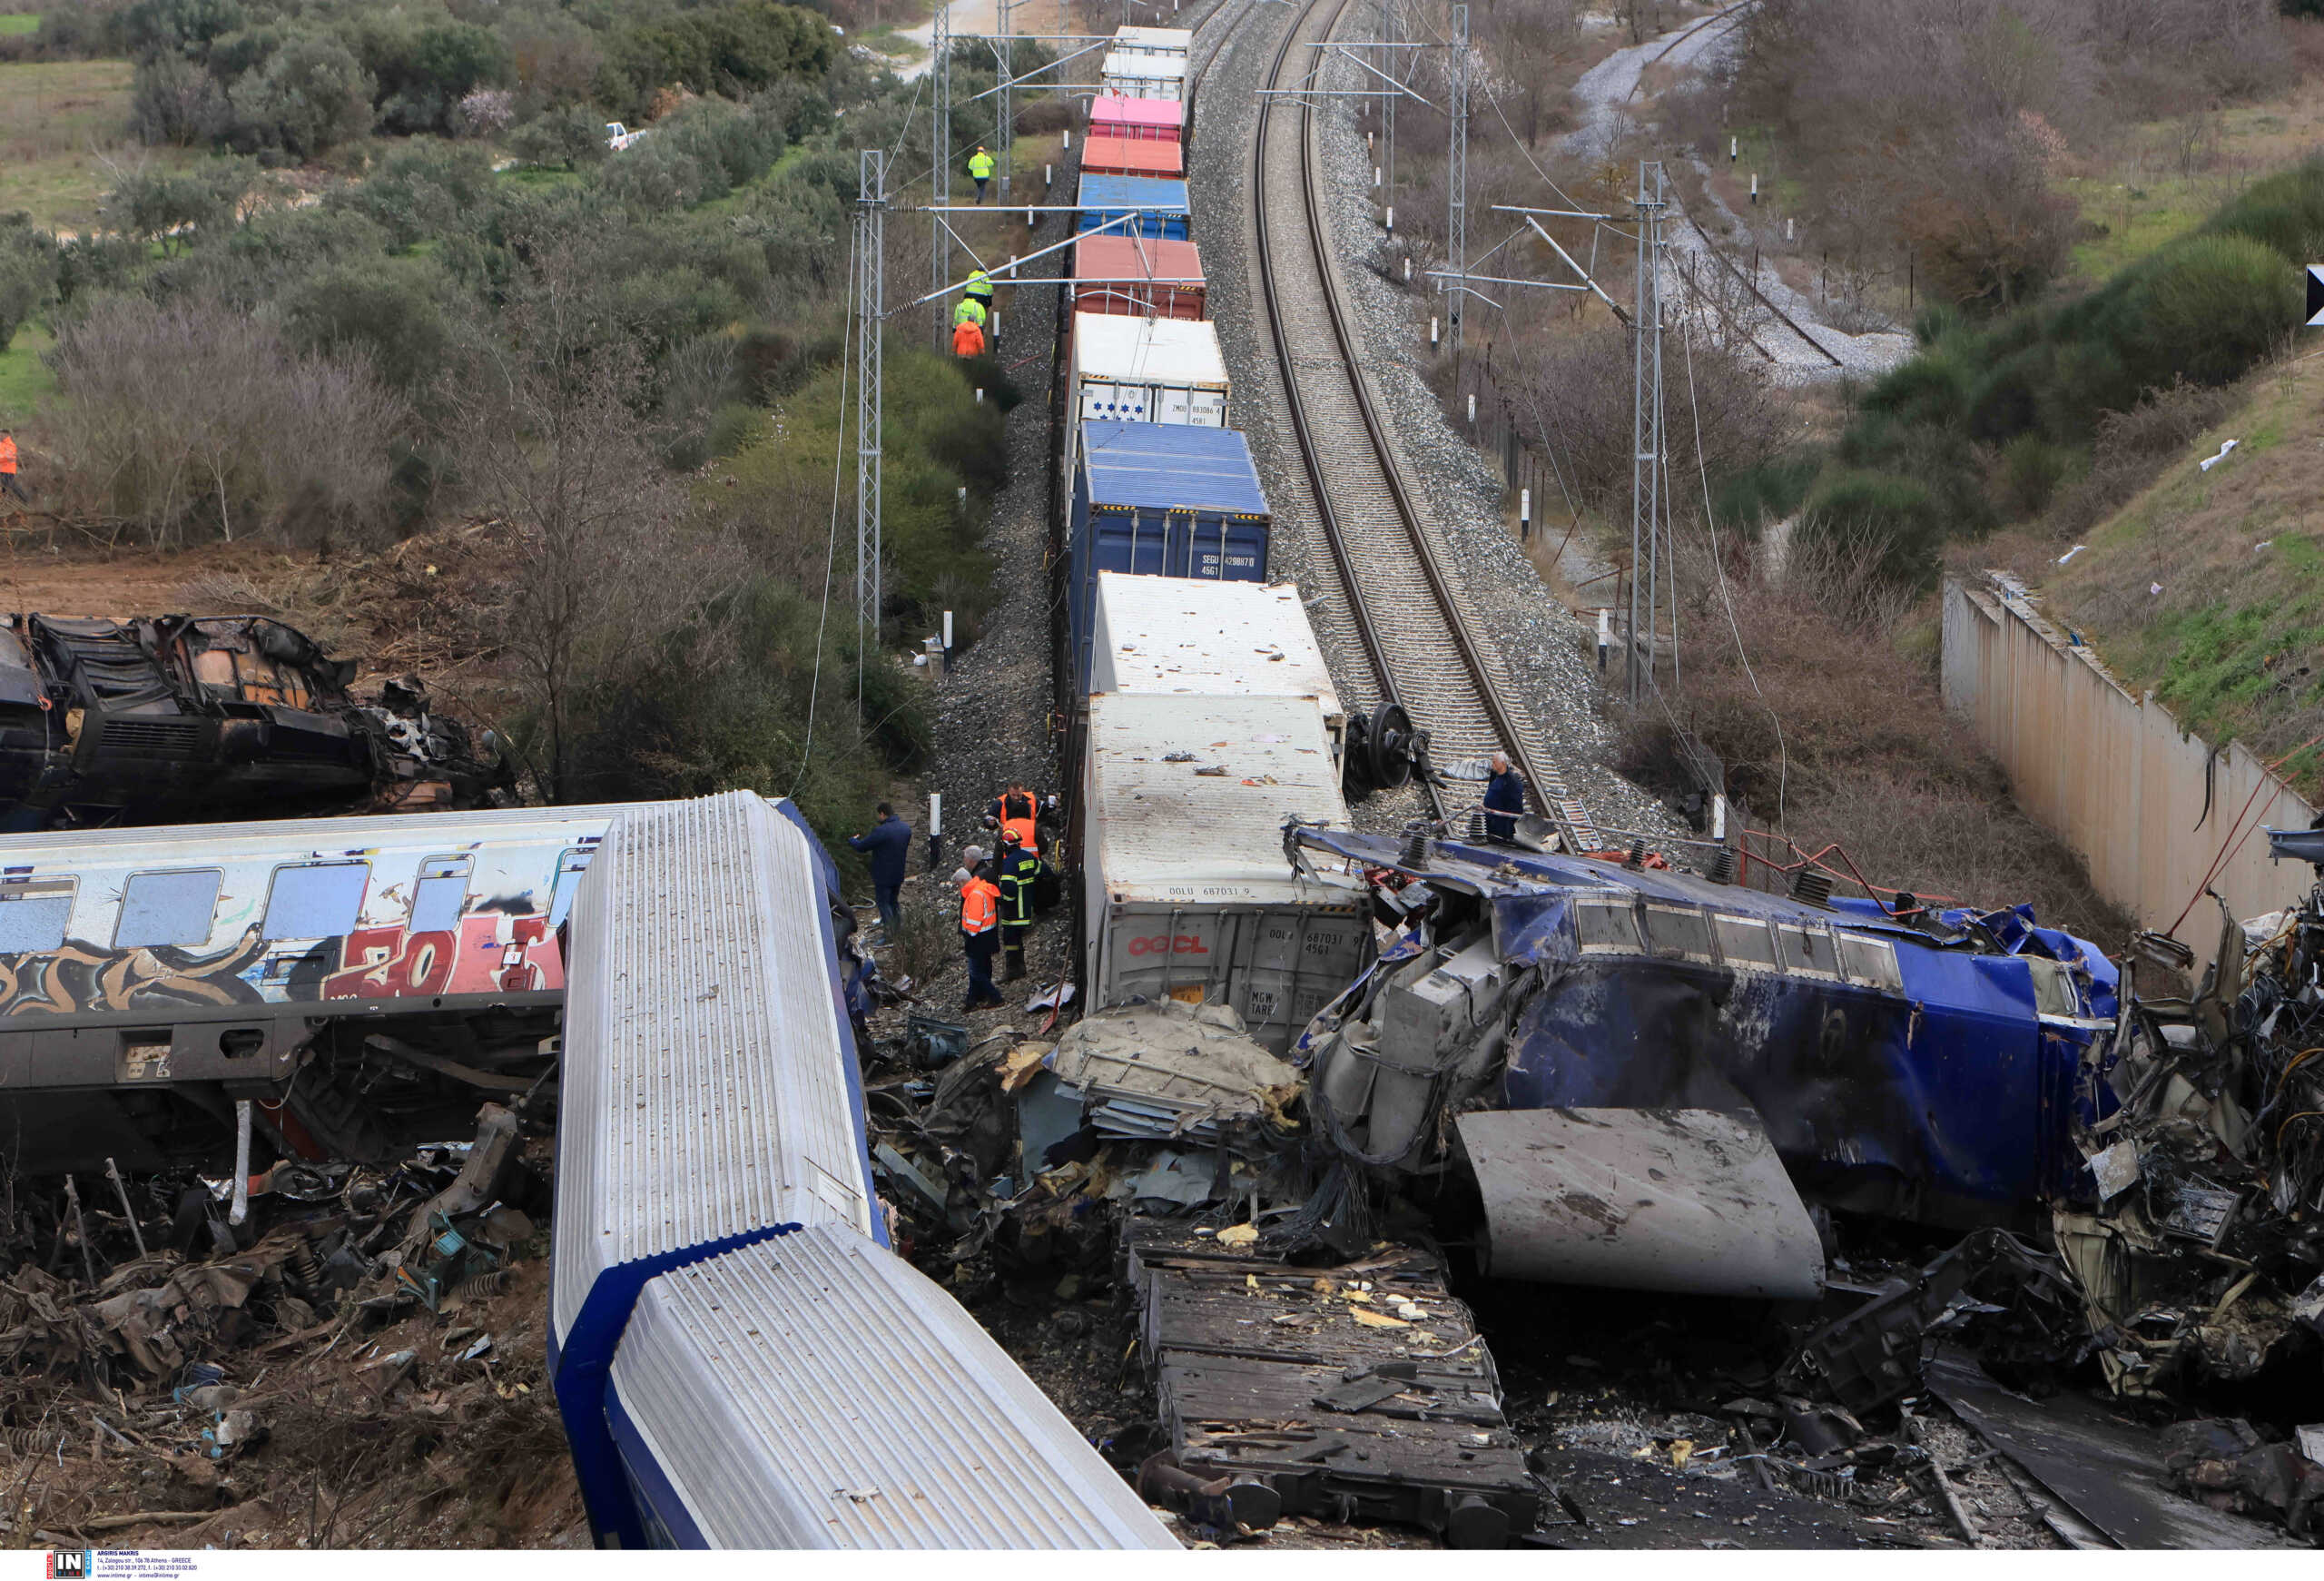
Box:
[1073,236,1206,321]
[1088,93,1186,145]
[1080,134,1184,179]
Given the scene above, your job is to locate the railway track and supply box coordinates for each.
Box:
[1248,0,1600,849]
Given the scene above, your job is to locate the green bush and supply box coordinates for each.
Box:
[0,217,58,348]
[2109,234,2298,390]
[1800,469,1949,587]
[1709,452,1819,535]
[278,253,457,391]
[507,105,609,171]
[1999,433,2073,518]
[226,30,373,157]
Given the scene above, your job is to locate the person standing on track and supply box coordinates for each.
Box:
[0,430,25,505]
[846,802,911,942]
[956,848,1005,1011]
[969,144,996,203]
[1482,750,1526,844]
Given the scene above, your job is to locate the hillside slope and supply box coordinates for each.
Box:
[2031,352,2324,801]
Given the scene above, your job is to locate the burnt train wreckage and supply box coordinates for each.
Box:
[0,613,507,831]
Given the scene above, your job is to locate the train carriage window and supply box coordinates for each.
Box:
[261,861,369,941]
[116,869,222,950]
[547,847,594,930]
[1839,934,1905,993]
[1777,922,1840,977]
[409,855,472,935]
[1643,904,1716,961]
[1573,896,1643,954]
[0,877,75,954]
[1715,914,1780,971]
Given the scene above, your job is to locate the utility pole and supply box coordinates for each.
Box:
[931,3,951,348]
[1445,3,1468,369]
[855,150,887,698]
[1383,0,1398,224]
[1628,159,1667,705]
[996,0,1015,204]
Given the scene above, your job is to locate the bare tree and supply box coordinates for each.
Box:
[444,244,747,802]
[43,294,406,548]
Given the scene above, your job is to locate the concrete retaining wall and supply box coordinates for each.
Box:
[1941,576,2315,972]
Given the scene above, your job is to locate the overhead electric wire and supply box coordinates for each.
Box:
[793,224,860,796]
[1680,312,1787,827]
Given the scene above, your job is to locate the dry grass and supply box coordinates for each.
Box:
[0,59,202,232]
[1627,535,2135,944]
[1978,348,2324,802]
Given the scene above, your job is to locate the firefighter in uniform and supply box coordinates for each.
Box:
[957,851,1004,1010]
[995,827,1039,981]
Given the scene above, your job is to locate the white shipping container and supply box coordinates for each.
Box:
[1071,312,1228,427]
[1112,25,1193,58]
[1080,693,1369,1053]
[1088,572,1345,764]
[1101,52,1187,101]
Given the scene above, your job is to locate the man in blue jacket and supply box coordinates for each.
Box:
[848,802,912,940]
[1482,751,1526,845]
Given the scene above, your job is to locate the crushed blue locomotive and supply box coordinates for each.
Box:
[1285,826,2121,1247]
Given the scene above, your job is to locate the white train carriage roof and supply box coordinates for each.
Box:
[551,791,877,1355]
[606,1227,1177,1548]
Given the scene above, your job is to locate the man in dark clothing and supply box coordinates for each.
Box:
[847,803,912,939]
[1482,750,1526,844]
[995,828,1039,980]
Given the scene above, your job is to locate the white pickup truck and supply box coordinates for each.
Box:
[604,122,652,152]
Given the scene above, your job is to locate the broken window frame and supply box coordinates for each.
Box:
[1572,894,1645,954]
[2025,955,2083,1018]
[1641,903,1718,964]
[1838,934,1905,993]
[1776,921,1843,980]
[1714,914,1781,972]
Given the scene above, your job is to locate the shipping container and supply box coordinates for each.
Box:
[1068,421,1271,695]
[1072,235,1205,321]
[1080,693,1368,1053]
[1087,571,1345,766]
[1080,133,1184,179]
[1075,173,1190,241]
[1069,311,1226,430]
[1088,93,1185,145]
[1112,25,1193,58]
[1100,52,1187,101]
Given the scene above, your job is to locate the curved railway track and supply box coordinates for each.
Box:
[1248,0,1598,847]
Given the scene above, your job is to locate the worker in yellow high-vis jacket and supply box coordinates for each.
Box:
[969,145,996,203]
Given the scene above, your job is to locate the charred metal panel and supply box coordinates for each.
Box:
[1454,1108,1826,1298]
[0,613,507,830]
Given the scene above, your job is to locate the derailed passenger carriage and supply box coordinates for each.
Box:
[0,803,614,1175]
[1284,825,2121,1298]
[549,792,1175,1549]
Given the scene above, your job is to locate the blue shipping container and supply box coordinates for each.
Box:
[1075,174,1192,241]
[1070,421,1272,695]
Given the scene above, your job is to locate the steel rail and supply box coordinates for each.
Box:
[1252,0,1591,842]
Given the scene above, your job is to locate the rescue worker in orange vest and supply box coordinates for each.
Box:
[0,429,25,504]
[956,848,1005,1010]
[951,316,986,359]
[994,827,1039,981]
[986,782,1039,854]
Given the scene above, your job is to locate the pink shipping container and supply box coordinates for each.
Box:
[1073,236,1206,321]
[1088,93,1186,145]
[1080,134,1184,179]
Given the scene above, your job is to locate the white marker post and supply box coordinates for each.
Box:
[1520,487,1531,542]
[1597,608,1611,673]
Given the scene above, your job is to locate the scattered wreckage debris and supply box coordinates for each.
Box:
[1924,1348,2302,1547]
[0,1100,573,1547]
[1128,1221,1536,1547]
[0,612,508,830]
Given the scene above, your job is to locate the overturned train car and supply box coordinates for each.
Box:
[0,804,619,1175]
[0,613,507,831]
[1285,825,2120,1298]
